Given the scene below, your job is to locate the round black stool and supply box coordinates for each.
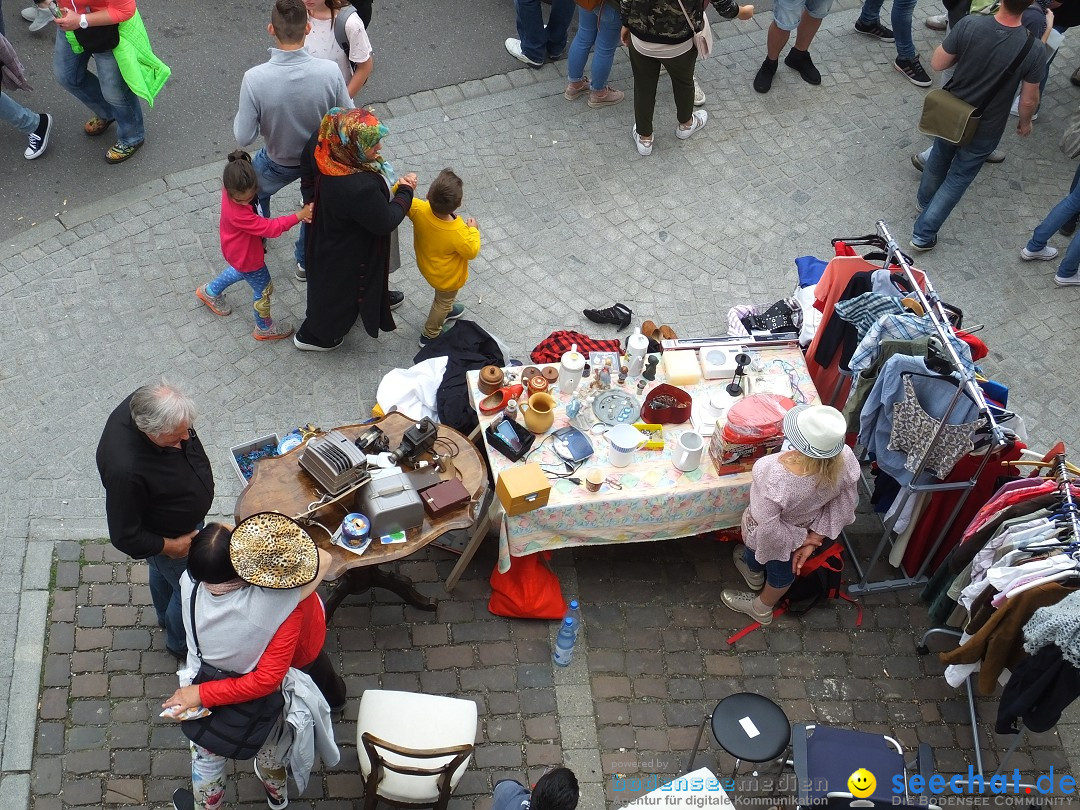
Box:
[686,692,791,779]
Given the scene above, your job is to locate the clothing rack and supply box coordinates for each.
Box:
[916,449,1078,783]
[842,220,1010,596]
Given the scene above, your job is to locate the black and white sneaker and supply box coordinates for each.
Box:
[894,57,932,87]
[855,19,894,41]
[389,290,405,310]
[24,113,52,160]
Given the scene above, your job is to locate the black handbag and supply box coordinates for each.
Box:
[74,23,120,53]
[180,587,285,760]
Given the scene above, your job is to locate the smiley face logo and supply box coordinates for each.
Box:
[848,768,876,798]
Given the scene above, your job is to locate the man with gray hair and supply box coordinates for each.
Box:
[96,381,214,660]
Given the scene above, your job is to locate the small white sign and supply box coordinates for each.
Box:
[738,716,760,739]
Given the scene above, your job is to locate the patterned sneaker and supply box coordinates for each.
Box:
[1021,246,1059,261]
[855,19,894,41]
[732,544,765,591]
[83,116,115,137]
[253,322,295,341]
[445,302,466,322]
[389,290,405,310]
[721,589,773,625]
[894,56,932,88]
[105,140,144,164]
[564,78,589,100]
[632,127,653,156]
[675,110,708,140]
[196,285,231,316]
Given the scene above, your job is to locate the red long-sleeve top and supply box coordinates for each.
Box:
[60,0,136,23]
[218,189,300,273]
[196,594,326,707]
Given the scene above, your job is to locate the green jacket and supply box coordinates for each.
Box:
[65,10,170,106]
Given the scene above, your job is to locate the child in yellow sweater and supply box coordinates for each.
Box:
[408,169,481,347]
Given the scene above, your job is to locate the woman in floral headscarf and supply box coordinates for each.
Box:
[293,107,418,351]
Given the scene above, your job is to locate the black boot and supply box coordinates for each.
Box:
[583,302,632,331]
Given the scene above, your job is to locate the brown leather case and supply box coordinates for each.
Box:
[419,478,471,518]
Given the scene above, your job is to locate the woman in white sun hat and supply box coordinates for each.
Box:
[722,404,860,626]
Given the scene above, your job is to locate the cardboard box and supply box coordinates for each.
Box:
[496,463,551,516]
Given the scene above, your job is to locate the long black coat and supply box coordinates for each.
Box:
[298,133,413,345]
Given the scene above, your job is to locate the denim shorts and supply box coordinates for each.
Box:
[743,547,796,589]
[773,0,834,30]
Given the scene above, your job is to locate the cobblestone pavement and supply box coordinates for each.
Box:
[5,0,1080,807]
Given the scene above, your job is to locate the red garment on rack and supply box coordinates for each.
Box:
[806,256,876,406]
[901,441,1026,574]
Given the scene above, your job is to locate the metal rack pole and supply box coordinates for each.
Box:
[846,221,1009,595]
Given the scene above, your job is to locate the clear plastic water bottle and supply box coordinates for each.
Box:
[565,599,581,641]
[552,617,577,667]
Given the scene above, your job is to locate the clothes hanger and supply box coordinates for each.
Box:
[1003,459,1080,476]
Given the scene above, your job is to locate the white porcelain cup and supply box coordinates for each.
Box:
[672,430,704,472]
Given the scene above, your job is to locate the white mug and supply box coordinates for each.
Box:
[672,431,704,472]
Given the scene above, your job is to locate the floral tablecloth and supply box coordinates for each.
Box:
[466,346,818,571]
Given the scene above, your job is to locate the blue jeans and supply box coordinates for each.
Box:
[207,265,275,328]
[252,148,306,268]
[53,27,145,147]
[743,546,795,589]
[147,553,189,654]
[515,0,575,64]
[857,0,918,61]
[913,134,1000,245]
[0,91,39,135]
[567,4,622,90]
[1025,162,1080,279]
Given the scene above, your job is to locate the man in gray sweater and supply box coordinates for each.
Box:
[234,0,353,282]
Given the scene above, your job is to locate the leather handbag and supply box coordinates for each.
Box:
[918,32,1034,146]
[1061,108,1080,159]
[676,0,713,59]
[74,23,120,53]
[179,587,285,760]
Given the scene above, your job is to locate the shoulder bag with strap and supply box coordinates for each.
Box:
[675,0,713,59]
[918,30,1034,146]
[333,4,359,68]
[179,586,286,760]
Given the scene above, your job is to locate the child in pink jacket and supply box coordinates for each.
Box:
[195,150,312,340]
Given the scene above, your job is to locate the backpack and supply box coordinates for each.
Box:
[780,539,845,615]
[726,539,861,644]
[332,1,373,67]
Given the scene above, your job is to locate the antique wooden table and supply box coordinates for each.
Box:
[235,413,489,622]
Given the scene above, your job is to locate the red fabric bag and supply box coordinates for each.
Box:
[488,553,566,619]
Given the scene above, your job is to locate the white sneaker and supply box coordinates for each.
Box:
[28,5,53,31]
[21,4,39,20]
[1054,274,1080,286]
[732,544,764,591]
[694,78,706,106]
[721,589,773,625]
[675,109,708,140]
[632,127,653,156]
[986,149,1006,164]
[504,38,543,68]
[925,13,947,30]
[295,262,306,282]
[1020,245,1059,261]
